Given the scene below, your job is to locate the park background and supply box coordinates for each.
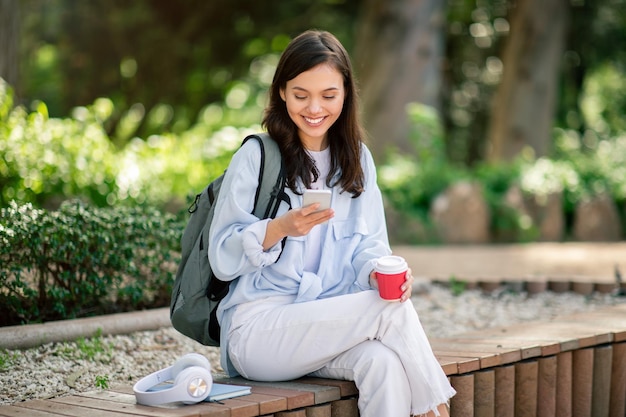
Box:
[1,0,625,325]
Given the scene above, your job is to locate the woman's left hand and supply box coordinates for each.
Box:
[399,268,414,302]
[369,268,414,303]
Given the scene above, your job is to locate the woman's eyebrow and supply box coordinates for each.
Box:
[291,86,340,92]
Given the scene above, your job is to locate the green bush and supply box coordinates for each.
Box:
[0,200,184,326]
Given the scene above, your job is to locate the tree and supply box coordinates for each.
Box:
[486,0,569,161]
[0,0,20,90]
[354,0,446,162]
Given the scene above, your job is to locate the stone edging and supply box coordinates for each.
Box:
[431,277,624,296]
[0,307,170,350]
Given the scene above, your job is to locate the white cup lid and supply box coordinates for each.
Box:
[375,256,407,274]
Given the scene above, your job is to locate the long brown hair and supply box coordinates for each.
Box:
[262,30,365,197]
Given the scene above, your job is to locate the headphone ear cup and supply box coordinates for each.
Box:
[171,353,212,378]
[174,366,213,404]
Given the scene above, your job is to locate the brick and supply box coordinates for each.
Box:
[572,348,594,417]
[592,345,612,417]
[609,342,626,417]
[450,374,474,417]
[515,360,538,417]
[494,365,515,417]
[331,398,358,417]
[473,370,495,417]
[537,356,557,417]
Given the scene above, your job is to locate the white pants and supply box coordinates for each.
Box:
[228,290,456,417]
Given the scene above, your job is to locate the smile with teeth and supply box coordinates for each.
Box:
[304,116,326,125]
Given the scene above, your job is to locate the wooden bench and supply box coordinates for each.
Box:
[1,303,625,417]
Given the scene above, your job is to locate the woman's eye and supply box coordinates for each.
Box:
[323,96,336,100]
[295,95,307,100]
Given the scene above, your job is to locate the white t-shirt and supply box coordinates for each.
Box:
[304,147,331,273]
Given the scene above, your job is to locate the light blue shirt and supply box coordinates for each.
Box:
[208,138,392,375]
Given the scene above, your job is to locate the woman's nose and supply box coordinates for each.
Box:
[307,99,322,114]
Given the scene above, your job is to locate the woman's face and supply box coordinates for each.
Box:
[280,63,345,151]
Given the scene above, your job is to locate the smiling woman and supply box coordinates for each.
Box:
[202,30,456,417]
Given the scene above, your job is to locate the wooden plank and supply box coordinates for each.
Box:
[431,349,500,369]
[436,356,461,376]
[9,398,139,417]
[292,378,358,397]
[556,351,573,417]
[330,398,358,417]
[434,355,480,374]
[77,390,231,417]
[431,339,522,367]
[592,345,612,417]
[51,395,203,417]
[450,374,474,417]
[229,393,286,416]
[610,342,626,417]
[537,356,557,417]
[437,334,557,358]
[572,348,594,417]
[494,365,515,417]
[515,360,538,417]
[458,327,593,352]
[0,404,67,417]
[442,337,543,361]
[433,339,527,364]
[473,370,495,417]
[242,386,313,411]
[215,377,337,406]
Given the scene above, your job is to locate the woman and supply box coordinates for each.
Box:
[209,30,455,417]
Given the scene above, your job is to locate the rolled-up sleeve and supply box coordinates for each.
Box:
[208,140,282,281]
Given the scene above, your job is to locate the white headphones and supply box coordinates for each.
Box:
[133,353,213,405]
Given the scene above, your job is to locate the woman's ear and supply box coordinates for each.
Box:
[279,88,286,102]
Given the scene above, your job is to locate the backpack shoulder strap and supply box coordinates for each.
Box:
[243,133,290,219]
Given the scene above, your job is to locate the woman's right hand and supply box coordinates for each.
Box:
[263,204,334,250]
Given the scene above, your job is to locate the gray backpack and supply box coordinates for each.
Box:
[170,133,289,346]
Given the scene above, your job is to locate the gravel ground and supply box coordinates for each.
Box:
[1,284,624,405]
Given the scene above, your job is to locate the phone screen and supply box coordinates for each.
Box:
[303,189,332,212]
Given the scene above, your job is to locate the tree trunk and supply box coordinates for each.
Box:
[487,0,569,162]
[353,0,446,162]
[0,0,20,91]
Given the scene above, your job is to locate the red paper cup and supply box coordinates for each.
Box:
[374,256,408,301]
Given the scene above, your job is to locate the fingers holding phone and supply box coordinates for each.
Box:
[302,189,333,225]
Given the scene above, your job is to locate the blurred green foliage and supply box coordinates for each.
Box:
[0,78,255,209]
[0,200,183,325]
[18,0,360,142]
[3,68,626,245]
[379,102,626,243]
[12,0,626,166]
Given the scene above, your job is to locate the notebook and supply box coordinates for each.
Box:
[206,383,252,402]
